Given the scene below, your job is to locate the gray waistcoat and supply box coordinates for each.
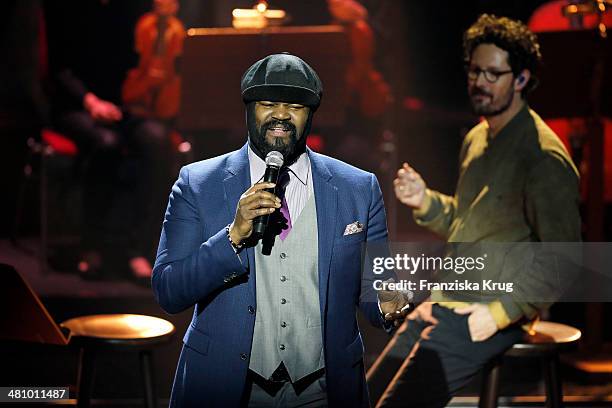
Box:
[249,194,324,382]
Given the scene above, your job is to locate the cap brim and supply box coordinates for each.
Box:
[242,84,321,108]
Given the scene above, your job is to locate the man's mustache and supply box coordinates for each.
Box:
[261,119,296,134]
[470,88,492,98]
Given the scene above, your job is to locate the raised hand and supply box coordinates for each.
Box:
[394,163,427,210]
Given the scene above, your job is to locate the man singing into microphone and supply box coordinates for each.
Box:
[152,53,409,407]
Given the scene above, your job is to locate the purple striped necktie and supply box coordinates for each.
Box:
[277,170,292,240]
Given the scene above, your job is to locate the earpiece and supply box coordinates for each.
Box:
[517,74,526,84]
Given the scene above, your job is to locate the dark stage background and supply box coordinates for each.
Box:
[1,0,611,406]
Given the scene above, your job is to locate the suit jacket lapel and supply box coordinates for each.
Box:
[309,149,337,336]
[224,143,257,300]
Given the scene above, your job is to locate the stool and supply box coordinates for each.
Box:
[60,314,175,408]
[479,321,581,408]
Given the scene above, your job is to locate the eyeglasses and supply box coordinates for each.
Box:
[465,66,513,83]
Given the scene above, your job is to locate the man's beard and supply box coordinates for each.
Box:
[248,118,307,166]
[469,84,514,117]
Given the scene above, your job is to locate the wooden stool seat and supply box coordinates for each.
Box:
[60,314,175,408]
[480,321,581,408]
[61,314,175,347]
[507,321,581,357]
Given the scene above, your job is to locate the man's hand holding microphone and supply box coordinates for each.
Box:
[228,182,281,247]
[228,150,284,248]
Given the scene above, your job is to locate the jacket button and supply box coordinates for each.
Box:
[240,353,247,360]
[248,306,255,314]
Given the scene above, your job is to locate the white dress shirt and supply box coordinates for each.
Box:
[248,145,313,223]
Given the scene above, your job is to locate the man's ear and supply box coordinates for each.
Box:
[515,69,530,91]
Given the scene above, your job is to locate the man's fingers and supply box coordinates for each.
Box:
[241,206,277,220]
[243,187,278,201]
[397,168,411,179]
[471,331,484,342]
[396,169,422,187]
[403,162,418,173]
[384,311,404,321]
[252,190,280,201]
[242,198,280,211]
[383,303,411,321]
[394,179,412,191]
[394,178,415,194]
[454,305,477,315]
[241,190,281,206]
[406,308,438,325]
[252,207,277,216]
[247,182,276,194]
[471,330,491,342]
[469,325,484,342]
[425,315,439,325]
[235,183,282,230]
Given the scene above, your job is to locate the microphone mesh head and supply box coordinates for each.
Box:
[265,151,284,168]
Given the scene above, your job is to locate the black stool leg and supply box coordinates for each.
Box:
[479,359,501,408]
[543,354,563,408]
[76,348,96,408]
[140,350,157,408]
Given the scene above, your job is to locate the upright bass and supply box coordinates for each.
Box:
[122,0,186,120]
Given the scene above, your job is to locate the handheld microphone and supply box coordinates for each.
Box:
[252,151,284,239]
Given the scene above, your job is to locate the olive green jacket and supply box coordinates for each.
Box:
[414,105,581,328]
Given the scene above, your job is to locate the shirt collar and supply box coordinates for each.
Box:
[487,104,531,143]
[247,144,310,186]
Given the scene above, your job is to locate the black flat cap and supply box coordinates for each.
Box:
[241,53,323,109]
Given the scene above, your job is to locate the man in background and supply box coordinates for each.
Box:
[45,0,177,279]
[371,14,581,407]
